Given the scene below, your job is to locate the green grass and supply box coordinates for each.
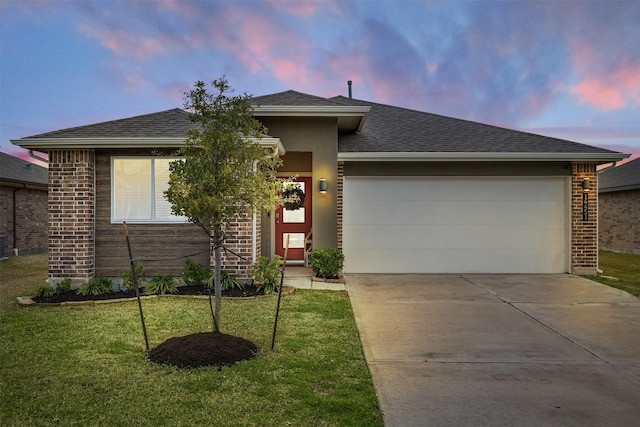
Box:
[0,254,383,426]
[585,250,640,296]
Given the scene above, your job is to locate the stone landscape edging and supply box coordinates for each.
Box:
[16,286,295,307]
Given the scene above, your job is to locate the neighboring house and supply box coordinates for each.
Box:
[12,90,628,285]
[0,152,48,257]
[598,157,640,254]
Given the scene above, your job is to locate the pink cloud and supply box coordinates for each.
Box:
[157,0,200,19]
[571,79,625,111]
[570,42,640,111]
[615,66,640,104]
[269,0,321,18]
[272,59,307,84]
[80,24,167,60]
[205,5,314,85]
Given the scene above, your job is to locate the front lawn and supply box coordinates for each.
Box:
[585,250,640,297]
[0,254,383,426]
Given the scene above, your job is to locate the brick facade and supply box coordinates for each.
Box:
[0,185,47,255]
[571,163,598,275]
[48,150,95,285]
[599,189,640,254]
[212,211,261,281]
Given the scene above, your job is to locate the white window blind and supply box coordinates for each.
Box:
[112,157,186,223]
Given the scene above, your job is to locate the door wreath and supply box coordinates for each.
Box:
[282,185,305,210]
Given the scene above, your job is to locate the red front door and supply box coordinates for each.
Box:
[275,177,312,263]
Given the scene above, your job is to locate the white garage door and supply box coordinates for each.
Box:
[343,176,568,273]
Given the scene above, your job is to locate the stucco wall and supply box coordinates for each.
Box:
[261,117,338,252]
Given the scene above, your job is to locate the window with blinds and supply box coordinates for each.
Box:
[111,157,187,223]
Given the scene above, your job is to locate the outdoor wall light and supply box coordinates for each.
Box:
[581,178,591,192]
[319,178,327,194]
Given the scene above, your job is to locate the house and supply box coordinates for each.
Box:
[11,90,628,285]
[598,157,640,254]
[0,152,48,257]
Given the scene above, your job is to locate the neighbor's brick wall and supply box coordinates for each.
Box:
[337,161,344,250]
[48,150,95,284]
[0,185,47,254]
[599,189,640,254]
[0,186,9,255]
[212,211,260,281]
[571,163,598,275]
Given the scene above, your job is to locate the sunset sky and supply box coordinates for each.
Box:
[1,0,638,165]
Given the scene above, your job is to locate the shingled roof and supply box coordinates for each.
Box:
[12,90,626,162]
[598,157,640,192]
[251,90,346,107]
[331,96,620,155]
[0,152,48,187]
[22,108,195,139]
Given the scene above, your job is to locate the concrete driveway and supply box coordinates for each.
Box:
[347,274,640,427]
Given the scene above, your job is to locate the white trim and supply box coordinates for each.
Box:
[337,151,629,162]
[12,136,286,156]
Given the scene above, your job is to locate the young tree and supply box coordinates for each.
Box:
[165,78,282,332]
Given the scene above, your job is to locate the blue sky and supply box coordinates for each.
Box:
[1,0,639,165]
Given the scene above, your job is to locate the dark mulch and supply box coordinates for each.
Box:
[32,285,265,303]
[147,332,258,368]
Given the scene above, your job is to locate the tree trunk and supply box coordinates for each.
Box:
[213,230,222,333]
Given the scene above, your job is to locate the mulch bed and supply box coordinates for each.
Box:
[31,285,265,304]
[148,332,258,368]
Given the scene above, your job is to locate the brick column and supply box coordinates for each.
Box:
[48,150,95,286]
[571,163,598,275]
[336,161,344,250]
[211,211,259,281]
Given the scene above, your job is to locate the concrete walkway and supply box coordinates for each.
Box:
[347,274,640,427]
[283,267,346,290]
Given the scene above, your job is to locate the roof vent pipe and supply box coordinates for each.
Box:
[348,80,352,98]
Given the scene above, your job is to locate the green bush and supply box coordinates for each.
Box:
[55,277,72,294]
[120,262,145,292]
[309,249,344,279]
[182,258,210,286]
[252,256,283,294]
[77,277,113,296]
[220,268,243,290]
[146,276,178,295]
[34,284,55,298]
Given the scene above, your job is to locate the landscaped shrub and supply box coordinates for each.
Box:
[309,249,344,279]
[34,284,55,298]
[219,268,243,290]
[77,277,113,296]
[146,276,178,295]
[55,277,72,294]
[120,262,145,292]
[182,258,210,286]
[252,256,283,294]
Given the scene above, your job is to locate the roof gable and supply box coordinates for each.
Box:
[251,90,346,107]
[599,157,640,192]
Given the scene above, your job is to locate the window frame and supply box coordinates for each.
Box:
[110,156,187,224]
